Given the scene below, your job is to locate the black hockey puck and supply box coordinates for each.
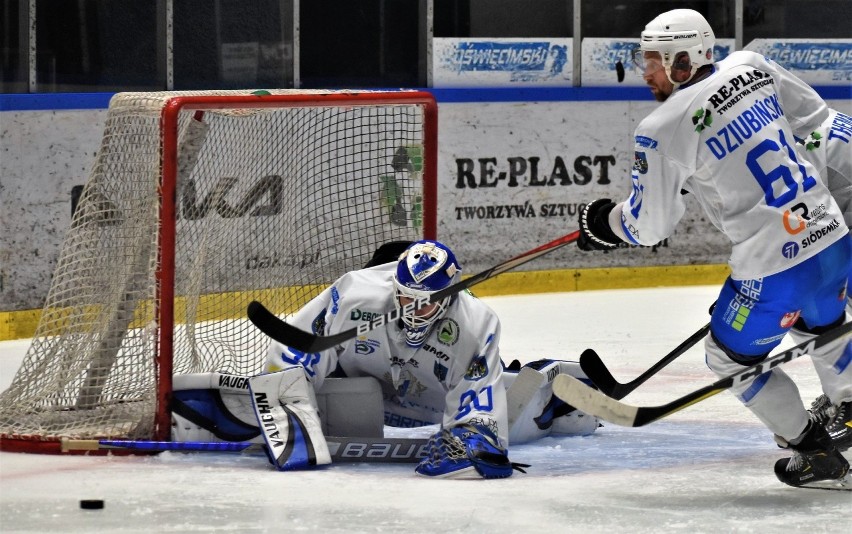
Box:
[615,60,625,83]
[80,499,104,510]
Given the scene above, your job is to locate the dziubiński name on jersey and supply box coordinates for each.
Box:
[704,94,785,160]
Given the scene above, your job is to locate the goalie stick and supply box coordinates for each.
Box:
[553,320,852,427]
[580,322,711,399]
[60,436,429,463]
[248,230,580,352]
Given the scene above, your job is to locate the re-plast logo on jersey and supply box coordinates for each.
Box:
[782,241,800,259]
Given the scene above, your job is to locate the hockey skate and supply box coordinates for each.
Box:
[774,421,850,490]
[808,395,852,452]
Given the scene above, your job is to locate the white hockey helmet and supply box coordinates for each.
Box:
[633,9,715,85]
[393,240,461,347]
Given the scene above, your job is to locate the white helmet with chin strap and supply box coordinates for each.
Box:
[636,8,715,86]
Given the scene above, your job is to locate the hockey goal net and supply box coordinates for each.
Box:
[0,89,437,453]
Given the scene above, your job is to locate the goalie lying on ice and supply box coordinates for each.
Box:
[171,240,600,478]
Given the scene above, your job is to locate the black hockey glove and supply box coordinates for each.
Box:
[578,198,622,251]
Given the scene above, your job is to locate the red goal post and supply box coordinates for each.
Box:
[0,89,437,453]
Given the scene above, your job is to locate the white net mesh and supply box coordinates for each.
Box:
[0,90,433,450]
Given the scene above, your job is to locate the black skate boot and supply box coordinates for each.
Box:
[825,400,852,452]
[807,394,852,452]
[774,420,849,488]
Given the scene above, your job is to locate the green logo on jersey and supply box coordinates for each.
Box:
[692,107,713,132]
[437,318,459,346]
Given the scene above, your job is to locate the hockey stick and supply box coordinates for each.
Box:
[248,230,581,352]
[553,321,851,427]
[580,322,711,399]
[60,436,429,463]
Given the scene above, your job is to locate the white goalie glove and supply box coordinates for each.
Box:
[249,367,331,470]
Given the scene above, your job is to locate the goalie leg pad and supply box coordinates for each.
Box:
[171,373,261,443]
[508,360,600,444]
[249,368,331,470]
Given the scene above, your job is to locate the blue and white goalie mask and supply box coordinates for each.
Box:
[393,240,461,347]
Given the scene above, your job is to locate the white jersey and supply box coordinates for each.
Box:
[614,50,846,280]
[265,263,508,445]
[796,109,852,228]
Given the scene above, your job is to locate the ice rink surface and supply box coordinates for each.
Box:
[1,285,850,533]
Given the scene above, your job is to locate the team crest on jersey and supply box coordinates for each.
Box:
[464,355,488,381]
[436,318,459,346]
[692,107,713,132]
[434,361,448,382]
[311,309,327,334]
[633,151,648,175]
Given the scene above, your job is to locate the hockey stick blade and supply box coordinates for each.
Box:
[61,436,429,463]
[580,322,711,399]
[554,321,851,427]
[248,230,580,352]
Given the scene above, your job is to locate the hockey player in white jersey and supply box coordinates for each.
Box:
[798,108,852,308]
[576,9,851,488]
[263,240,599,478]
[796,108,852,452]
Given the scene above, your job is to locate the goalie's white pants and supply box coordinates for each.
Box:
[704,312,852,442]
